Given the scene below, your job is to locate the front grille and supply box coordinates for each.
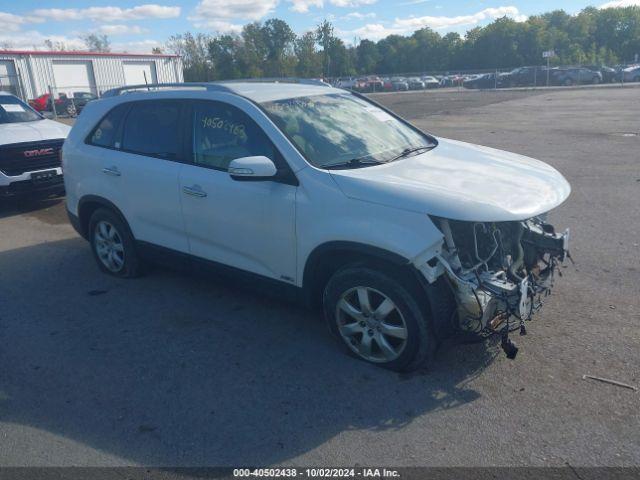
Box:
[0,139,64,176]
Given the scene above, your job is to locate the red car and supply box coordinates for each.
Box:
[29,93,51,112]
[29,93,77,116]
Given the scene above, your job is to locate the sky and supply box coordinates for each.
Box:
[0,0,638,53]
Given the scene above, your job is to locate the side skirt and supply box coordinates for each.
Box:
[136,241,306,306]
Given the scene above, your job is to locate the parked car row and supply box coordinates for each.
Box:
[334,64,640,92]
[336,75,442,92]
[464,64,640,89]
[28,91,98,117]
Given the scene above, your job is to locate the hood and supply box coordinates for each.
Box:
[0,119,71,145]
[329,137,571,222]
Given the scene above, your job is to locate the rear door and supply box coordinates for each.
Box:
[86,100,189,253]
[178,99,297,282]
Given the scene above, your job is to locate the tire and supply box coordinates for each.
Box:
[564,78,573,86]
[88,208,143,278]
[592,76,600,85]
[65,104,76,117]
[323,265,436,372]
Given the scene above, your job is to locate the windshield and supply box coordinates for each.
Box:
[0,95,42,124]
[261,93,436,169]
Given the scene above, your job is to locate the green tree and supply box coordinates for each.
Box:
[295,31,321,77]
[316,19,335,77]
[164,7,640,81]
[356,39,380,74]
[262,18,297,76]
[208,35,242,80]
[166,33,214,81]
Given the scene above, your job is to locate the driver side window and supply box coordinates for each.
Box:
[193,102,278,171]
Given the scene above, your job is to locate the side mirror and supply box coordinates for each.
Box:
[228,156,277,181]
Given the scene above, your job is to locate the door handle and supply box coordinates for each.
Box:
[183,185,207,198]
[102,166,121,177]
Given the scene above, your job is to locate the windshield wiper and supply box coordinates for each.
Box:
[389,145,434,162]
[323,157,384,170]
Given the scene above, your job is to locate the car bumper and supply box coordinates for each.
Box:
[0,167,64,196]
[66,208,86,239]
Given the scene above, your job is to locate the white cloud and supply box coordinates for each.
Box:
[348,23,405,40]
[191,0,277,21]
[31,4,180,22]
[111,39,164,53]
[343,12,376,20]
[330,0,377,6]
[393,6,526,31]
[191,19,244,33]
[340,5,527,42]
[189,0,276,31]
[0,12,29,32]
[0,30,85,50]
[399,0,431,5]
[599,0,640,7]
[288,0,376,12]
[96,25,148,36]
[289,0,324,13]
[0,11,45,32]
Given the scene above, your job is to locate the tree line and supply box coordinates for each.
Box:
[167,6,640,81]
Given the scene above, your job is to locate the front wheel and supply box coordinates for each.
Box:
[323,266,436,371]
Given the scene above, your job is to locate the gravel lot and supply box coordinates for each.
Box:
[1,87,638,468]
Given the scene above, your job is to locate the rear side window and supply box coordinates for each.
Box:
[89,104,129,148]
[193,102,278,171]
[121,101,182,160]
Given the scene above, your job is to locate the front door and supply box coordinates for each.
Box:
[179,100,297,282]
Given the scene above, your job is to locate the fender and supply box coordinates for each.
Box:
[302,241,415,307]
[76,194,131,240]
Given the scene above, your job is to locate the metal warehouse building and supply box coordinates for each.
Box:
[0,50,184,100]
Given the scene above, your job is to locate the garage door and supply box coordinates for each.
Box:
[123,61,158,85]
[52,61,97,97]
[0,60,18,96]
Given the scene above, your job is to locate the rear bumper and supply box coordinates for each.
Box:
[66,208,86,239]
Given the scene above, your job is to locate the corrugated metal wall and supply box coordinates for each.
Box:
[0,53,183,99]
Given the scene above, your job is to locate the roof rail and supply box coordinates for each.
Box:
[221,77,332,87]
[102,82,235,98]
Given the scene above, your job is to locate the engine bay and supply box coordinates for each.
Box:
[431,215,570,358]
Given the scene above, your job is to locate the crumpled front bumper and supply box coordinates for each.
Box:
[434,221,571,350]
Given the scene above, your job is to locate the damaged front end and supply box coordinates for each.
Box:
[425,216,570,359]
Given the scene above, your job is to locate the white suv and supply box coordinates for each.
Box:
[63,81,571,371]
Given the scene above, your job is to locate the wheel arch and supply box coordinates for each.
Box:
[77,195,131,240]
[302,241,419,308]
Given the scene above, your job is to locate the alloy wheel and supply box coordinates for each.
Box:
[94,220,125,273]
[336,286,408,363]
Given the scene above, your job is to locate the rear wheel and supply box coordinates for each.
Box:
[89,208,142,278]
[323,266,436,371]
